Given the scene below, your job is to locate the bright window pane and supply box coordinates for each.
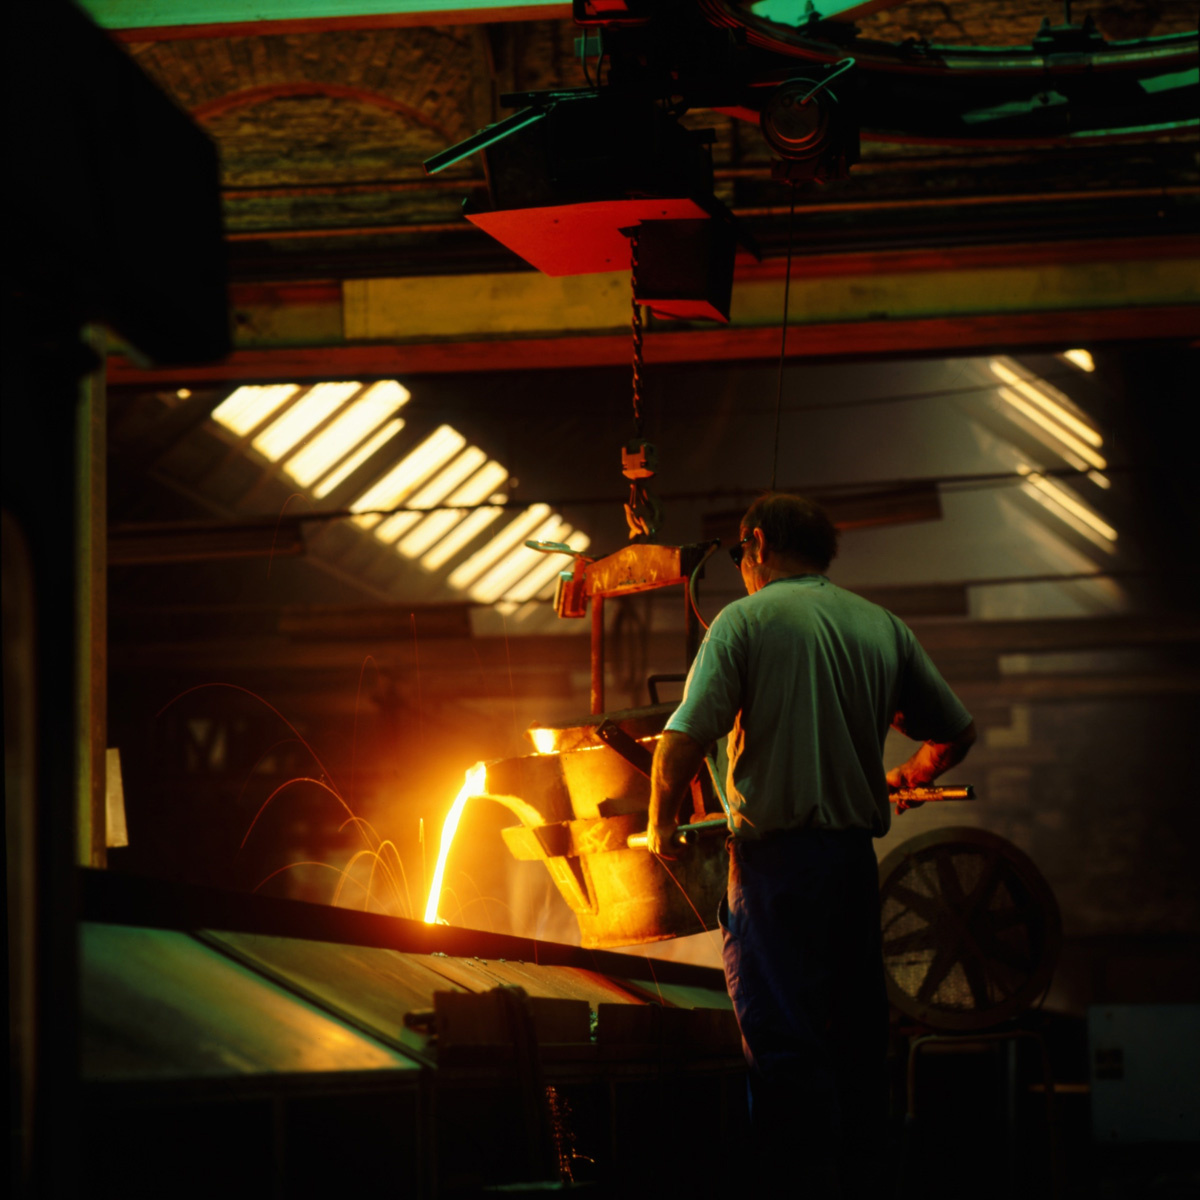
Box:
[351,426,467,533]
[990,359,1103,449]
[211,384,300,436]
[469,516,570,603]
[254,381,362,462]
[386,447,486,554]
[288,380,410,487]
[311,419,404,499]
[421,506,504,572]
[374,446,480,545]
[398,459,508,560]
[447,505,552,591]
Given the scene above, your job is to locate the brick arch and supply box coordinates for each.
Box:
[128,29,485,146]
[191,81,453,142]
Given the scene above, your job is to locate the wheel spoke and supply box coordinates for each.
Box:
[882,925,939,957]
[961,951,992,1010]
[916,941,959,1004]
[887,882,943,924]
[936,851,967,906]
[963,856,1004,920]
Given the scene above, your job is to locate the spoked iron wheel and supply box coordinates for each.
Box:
[878,827,1061,1030]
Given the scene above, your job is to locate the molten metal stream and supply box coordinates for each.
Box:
[423,763,487,923]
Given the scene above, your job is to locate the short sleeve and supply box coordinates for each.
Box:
[892,631,973,743]
[664,610,745,745]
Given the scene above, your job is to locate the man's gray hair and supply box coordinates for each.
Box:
[741,492,838,570]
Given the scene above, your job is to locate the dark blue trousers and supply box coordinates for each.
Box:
[720,828,889,1198]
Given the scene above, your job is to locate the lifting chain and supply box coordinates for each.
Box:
[621,229,662,542]
[630,233,644,437]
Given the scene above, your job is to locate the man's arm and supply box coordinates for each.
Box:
[647,730,708,856]
[886,720,977,790]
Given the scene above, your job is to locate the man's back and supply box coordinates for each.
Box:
[666,575,970,837]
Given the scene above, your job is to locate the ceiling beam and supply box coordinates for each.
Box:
[106,235,1200,383]
[82,0,572,41]
[107,305,1200,385]
[81,0,887,39]
[108,613,1200,670]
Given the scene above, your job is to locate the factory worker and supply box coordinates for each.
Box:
[647,492,975,1197]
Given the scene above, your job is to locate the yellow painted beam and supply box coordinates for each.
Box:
[109,238,1200,382]
[341,249,1200,343]
[344,272,631,339]
[736,256,1200,327]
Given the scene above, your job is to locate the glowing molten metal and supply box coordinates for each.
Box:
[423,763,488,924]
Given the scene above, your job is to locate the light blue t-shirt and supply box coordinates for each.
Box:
[665,575,972,839]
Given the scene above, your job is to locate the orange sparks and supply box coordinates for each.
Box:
[423,763,488,924]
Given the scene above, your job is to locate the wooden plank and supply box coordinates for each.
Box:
[278,603,472,641]
[732,235,1200,282]
[703,483,943,543]
[854,584,969,618]
[911,613,1200,654]
[106,615,1200,674]
[952,674,1200,701]
[108,520,307,564]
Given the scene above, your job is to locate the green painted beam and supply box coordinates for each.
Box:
[79,0,570,32]
[80,0,880,33]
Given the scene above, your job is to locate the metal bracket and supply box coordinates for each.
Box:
[595,719,654,778]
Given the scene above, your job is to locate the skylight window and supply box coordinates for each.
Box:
[400,460,509,560]
[378,446,488,548]
[312,419,404,499]
[353,425,467,532]
[211,384,301,436]
[421,502,507,572]
[207,378,587,609]
[469,515,573,604]
[996,387,1107,471]
[989,358,1107,478]
[253,381,362,462]
[990,360,1102,448]
[1061,349,1095,373]
[503,530,591,603]
[448,504,553,592]
[1016,463,1117,549]
[287,380,410,487]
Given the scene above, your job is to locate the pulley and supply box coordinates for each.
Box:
[761,61,859,185]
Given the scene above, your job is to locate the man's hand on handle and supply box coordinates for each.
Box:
[647,729,708,858]
[646,820,679,858]
[887,720,977,812]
